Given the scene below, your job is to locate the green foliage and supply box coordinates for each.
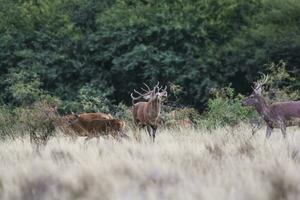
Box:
[261,61,299,102]
[61,83,113,114]
[0,0,299,114]
[200,87,254,129]
[224,0,300,81]
[0,106,17,139]
[3,69,60,108]
[7,70,43,105]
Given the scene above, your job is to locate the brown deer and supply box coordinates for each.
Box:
[68,115,129,140]
[242,74,300,138]
[168,110,194,129]
[58,112,113,135]
[131,82,167,142]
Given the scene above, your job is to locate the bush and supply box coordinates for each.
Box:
[111,103,135,129]
[17,101,59,146]
[0,106,18,139]
[260,61,299,102]
[199,86,254,130]
[161,107,200,129]
[60,83,113,114]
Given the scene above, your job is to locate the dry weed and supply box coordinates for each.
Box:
[0,124,299,200]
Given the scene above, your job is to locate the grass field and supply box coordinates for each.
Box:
[1,125,300,200]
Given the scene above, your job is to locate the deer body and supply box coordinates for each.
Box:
[133,98,161,125]
[251,99,300,137]
[270,102,300,120]
[133,98,161,141]
[131,82,167,142]
[242,74,300,138]
[58,112,114,136]
[69,117,129,140]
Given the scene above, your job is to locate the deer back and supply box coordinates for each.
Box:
[70,118,125,137]
[271,101,300,120]
[77,112,113,120]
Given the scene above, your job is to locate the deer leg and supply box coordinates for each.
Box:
[119,131,130,140]
[279,122,287,138]
[151,125,157,142]
[266,126,273,139]
[146,126,152,139]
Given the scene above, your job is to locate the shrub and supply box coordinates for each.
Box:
[111,103,135,129]
[161,107,201,129]
[199,86,254,130]
[17,101,59,147]
[60,83,113,114]
[0,106,19,139]
[260,61,299,102]
[5,69,61,108]
[198,61,299,130]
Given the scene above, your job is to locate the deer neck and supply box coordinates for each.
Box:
[255,97,272,122]
[148,97,161,118]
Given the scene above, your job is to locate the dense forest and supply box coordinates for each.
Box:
[0,0,299,113]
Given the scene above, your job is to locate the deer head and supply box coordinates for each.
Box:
[242,73,269,107]
[130,82,167,104]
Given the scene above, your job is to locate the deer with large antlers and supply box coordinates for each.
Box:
[131,82,167,142]
[242,73,300,138]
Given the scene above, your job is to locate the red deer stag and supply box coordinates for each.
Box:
[131,82,167,142]
[242,74,300,138]
[68,114,129,140]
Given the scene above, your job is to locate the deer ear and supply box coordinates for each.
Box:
[143,95,151,100]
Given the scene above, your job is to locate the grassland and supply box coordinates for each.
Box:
[0,125,300,200]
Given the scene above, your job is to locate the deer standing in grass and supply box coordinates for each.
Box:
[131,82,167,142]
[242,74,300,138]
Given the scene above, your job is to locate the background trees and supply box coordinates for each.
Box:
[0,0,299,113]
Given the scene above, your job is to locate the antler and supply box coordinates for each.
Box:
[130,93,143,104]
[158,85,167,92]
[253,73,269,94]
[153,81,160,92]
[131,83,154,104]
[133,89,146,96]
[155,82,167,93]
[131,82,168,104]
[142,83,151,92]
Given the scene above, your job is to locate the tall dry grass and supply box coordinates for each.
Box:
[0,125,300,200]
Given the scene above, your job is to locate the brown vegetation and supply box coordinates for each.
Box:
[1,125,300,200]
